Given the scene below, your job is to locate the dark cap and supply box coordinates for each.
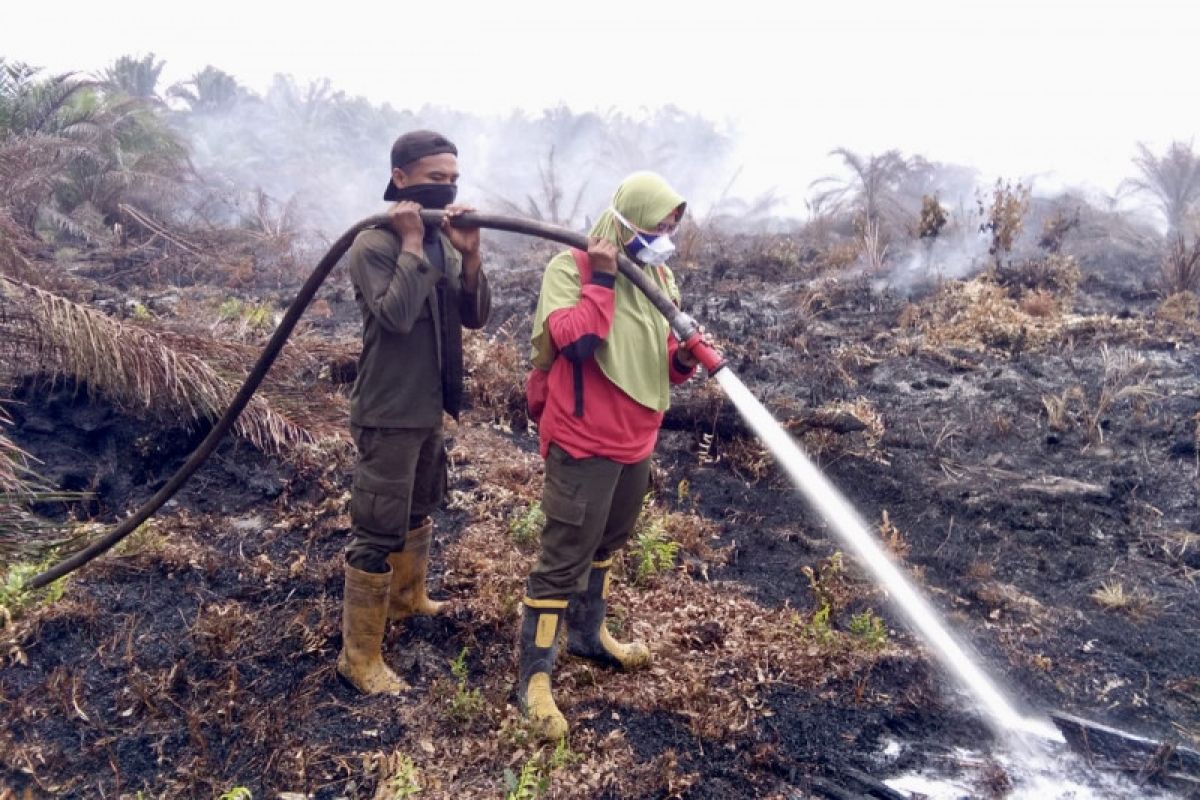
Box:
[383,130,458,200]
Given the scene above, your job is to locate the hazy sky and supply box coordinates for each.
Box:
[6,0,1197,211]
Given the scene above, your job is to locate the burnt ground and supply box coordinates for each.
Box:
[2,233,1200,799]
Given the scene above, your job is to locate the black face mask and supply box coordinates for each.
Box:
[391,182,457,209]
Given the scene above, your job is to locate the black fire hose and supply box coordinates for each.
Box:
[27,211,725,590]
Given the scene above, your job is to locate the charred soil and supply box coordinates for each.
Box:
[2,234,1199,799]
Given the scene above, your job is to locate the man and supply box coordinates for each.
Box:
[338,130,490,695]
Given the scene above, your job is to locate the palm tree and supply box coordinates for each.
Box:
[0,61,100,230]
[0,59,94,136]
[168,66,243,113]
[809,148,910,230]
[1123,140,1200,234]
[100,53,166,102]
[0,60,186,237]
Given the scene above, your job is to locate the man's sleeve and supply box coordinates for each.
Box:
[349,231,440,335]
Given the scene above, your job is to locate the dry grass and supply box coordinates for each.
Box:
[0,276,318,455]
[1161,233,1200,296]
[463,324,527,430]
[1019,289,1060,318]
[1155,290,1200,331]
[878,510,910,560]
[797,397,888,465]
[722,437,774,483]
[1087,345,1157,444]
[997,253,1082,301]
[1090,580,1154,616]
[919,278,1058,353]
[1041,387,1084,431]
[1143,529,1200,567]
[858,218,888,273]
[909,273,1143,357]
[1038,348,1155,444]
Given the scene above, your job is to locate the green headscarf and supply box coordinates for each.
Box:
[530,171,686,412]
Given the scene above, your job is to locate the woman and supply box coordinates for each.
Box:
[518,171,700,739]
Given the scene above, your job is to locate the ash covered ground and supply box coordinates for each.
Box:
[2,224,1199,799]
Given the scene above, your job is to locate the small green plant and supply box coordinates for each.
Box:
[503,739,579,800]
[547,737,578,770]
[801,552,847,645]
[379,754,422,798]
[630,499,679,585]
[218,788,252,800]
[504,758,540,800]
[508,503,545,545]
[804,603,834,644]
[217,297,274,331]
[849,610,888,651]
[801,552,845,613]
[131,302,153,322]
[0,557,67,620]
[446,647,485,724]
[113,519,166,556]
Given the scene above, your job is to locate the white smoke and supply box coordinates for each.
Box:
[171,76,751,240]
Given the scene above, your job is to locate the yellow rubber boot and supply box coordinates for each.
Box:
[517,598,569,741]
[387,518,446,620]
[565,559,651,671]
[336,561,407,695]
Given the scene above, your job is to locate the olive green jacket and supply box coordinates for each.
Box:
[348,228,490,428]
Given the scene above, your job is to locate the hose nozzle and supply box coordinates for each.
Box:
[672,312,726,375]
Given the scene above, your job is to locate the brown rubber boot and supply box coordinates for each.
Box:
[517,598,569,741]
[565,558,651,671]
[336,561,407,695]
[387,517,446,621]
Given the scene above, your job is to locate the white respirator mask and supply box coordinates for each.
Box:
[609,207,677,265]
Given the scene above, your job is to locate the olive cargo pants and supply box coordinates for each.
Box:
[346,425,447,573]
[526,444,651,600]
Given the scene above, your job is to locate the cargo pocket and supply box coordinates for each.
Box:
[350,487,407,537]
[541,480,587,528]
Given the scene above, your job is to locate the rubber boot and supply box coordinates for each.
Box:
[387,517,446,621]
[336,561,407,695]
[517,598,569,741]
[565,558,651,671]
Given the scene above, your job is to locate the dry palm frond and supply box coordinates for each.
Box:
[0,406,36,498]
[859,217,888,272]
[0,404,75,562]
[0,276,311,454]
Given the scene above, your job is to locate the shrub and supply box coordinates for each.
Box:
[508,503,545,545]
[849,610,888,650]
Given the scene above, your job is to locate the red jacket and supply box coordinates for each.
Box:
[536,253,695,464]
